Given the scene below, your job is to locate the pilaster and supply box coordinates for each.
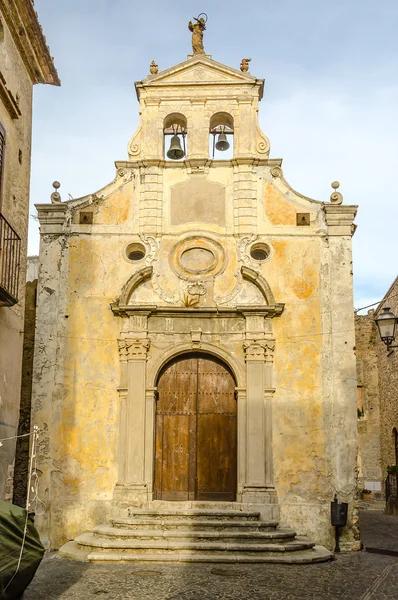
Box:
[114,337,151,504]
[241,335,277,505]
[139,166,163,234]
[232,162,257,234]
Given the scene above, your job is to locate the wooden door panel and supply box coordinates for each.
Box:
[160,414,189,500]
[154,354,236,501]
[197,414,237,500]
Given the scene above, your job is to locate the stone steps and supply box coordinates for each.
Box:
[58,505,334,564]
[124,508,262,521]
[111,518,278,531]
[59,541,333,564]
[75,533,314,553]
[93,525,296,541]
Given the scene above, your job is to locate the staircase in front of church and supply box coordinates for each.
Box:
[59,503,333,564]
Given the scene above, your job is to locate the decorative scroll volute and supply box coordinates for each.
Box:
[118,338,151,361]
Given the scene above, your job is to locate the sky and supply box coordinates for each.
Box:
[30,0,398,312]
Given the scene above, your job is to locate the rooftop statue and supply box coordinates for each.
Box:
[188,14,207,55]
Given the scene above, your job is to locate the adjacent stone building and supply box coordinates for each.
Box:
[355,277,398,507]
[0,1,59,499]
[31,41,359,558]
[355,311,383,495]
[376,277,398,476]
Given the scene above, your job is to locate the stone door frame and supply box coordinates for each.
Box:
[112,304,283,512]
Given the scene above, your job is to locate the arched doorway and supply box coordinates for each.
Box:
[154,353,237,501]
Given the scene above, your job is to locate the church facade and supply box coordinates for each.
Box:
[32,45,359,554]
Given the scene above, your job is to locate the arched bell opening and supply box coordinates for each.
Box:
[209,111,234,160]
[164,112,187,161]
[153,352,237,501]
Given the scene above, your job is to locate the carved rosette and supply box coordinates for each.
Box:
[243,340,275,362]
[118,338,151,361]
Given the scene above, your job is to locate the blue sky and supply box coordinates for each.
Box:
[31,0,398,311]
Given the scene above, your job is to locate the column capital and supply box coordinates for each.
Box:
[118,338,150,361]
[243,339,275,362]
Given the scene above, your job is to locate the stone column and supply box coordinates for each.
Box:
[114,337,150,505]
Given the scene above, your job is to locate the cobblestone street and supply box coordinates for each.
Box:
[22,511,398,600]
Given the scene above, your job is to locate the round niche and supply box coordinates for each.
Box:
[250,242,271,262]
[125,242,146,262]
[171,236,226,280]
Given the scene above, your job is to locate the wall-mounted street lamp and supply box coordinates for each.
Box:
[375,307,398,351]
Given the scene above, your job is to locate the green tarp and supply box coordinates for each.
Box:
[0,500,44,600]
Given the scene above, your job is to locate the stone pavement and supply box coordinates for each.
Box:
[360,510,398,555]
[22,511,398,600]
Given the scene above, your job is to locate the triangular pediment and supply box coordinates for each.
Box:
[138,56,259,88]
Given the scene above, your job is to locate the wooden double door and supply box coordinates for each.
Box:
[154,354,237,501]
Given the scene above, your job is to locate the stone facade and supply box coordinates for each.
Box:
[0,1,59,500]
[355,312,383,495]
[376,278,398,475]
[355,278,398,506]
[31,53,358,551]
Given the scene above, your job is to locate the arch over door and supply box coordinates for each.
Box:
[154,353,237,501]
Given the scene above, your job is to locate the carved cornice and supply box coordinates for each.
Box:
[0,71,22,119]
[323,205,358,237]
[243,339,275,362]
[118,338,151,361]
[35,203,68,234]
[111,304,283,318]
[114,158,279,169]
[0,0,60,86]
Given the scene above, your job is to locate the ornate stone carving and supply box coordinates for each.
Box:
[130,143,140,156]
[118,338,150,361]
[330,181,343,205]
[191,330,202,348]
[270,166,283,178]
[149,60,158,75]
[238,234,257,267]
[187,282,207,296]
[182,293,199,307]
[139,233,159,266]
[240,58,251,72]
[50,181,62,203]
[243,339,275,362]
[152,272,179,304]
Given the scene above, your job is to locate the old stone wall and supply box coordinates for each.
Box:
[355,313,382,495]
[13,265,38,507]
[377,278,398,476]
[0,4,58,500]
[0,11,33,499]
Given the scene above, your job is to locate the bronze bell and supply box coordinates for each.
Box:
[167,135,184,160]
[215,131,230,151]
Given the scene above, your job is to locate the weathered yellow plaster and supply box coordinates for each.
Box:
[264,183,297,225]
